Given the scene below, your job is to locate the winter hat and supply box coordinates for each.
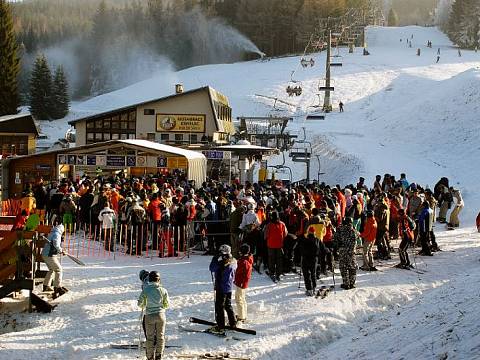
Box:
[219,244,232,256]
[345,188,352,196]
[139,270,149,281]
[240,243,250,255]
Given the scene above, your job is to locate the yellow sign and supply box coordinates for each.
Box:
[167,157,188,169]
[156,114,205,133]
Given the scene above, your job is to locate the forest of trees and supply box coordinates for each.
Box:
[446,0,480,49]
[11,0,384,101]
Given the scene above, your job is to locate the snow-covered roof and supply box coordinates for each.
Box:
[118,139,206,160]
[0,112,40,136]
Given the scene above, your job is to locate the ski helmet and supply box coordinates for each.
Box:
[148,271,160,282]
[139,270,149,281]
[219,244,232,256]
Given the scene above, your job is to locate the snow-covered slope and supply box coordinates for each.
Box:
[41,25,480,221]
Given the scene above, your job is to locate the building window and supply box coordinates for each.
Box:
[189,134,197,143]
[86,109,136,143]
[144,109,155,115]
[175,134,183,144]
[0,136,29,156]
[160,134,169,143]
[147,133,155,141]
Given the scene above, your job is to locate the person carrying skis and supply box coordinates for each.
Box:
[301,227,321,296]
[334,217,357,289]
[209,244,237,335]
[396,208,416,269]
[138,271,169,360]
[42,223,67,297]
[234,243,253,323]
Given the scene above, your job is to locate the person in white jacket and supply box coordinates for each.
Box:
[448,188,464,228]
[98,202,116,251]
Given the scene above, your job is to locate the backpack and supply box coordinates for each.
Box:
[130,208,145,225]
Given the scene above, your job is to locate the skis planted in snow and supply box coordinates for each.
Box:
[189,317,256,335]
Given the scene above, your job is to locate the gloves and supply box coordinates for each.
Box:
[217,256,223,262]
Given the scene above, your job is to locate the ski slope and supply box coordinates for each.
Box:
[41,25,480,221]
[11,25,479,359]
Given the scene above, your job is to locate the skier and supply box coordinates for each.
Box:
[138,271,169,360]
[360,210,378,271]
[234,243,253,322]
[339,101,344,112]
[418,202,433,256]
[436,55,440,63]
[447,187,464,228]
[437,48,441,55]
[209,244,237,334]
[264,211,287,282]
[300,227,320,296]
[396,209,416,269]
[458,49,462,57]
[334,217,357,289]
[42,223,67,297]
[98,201,116,251]
[417,48,421,56]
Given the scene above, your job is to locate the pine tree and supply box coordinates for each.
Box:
[29,54,53,120]
[0,0,21,116]
[388,8,399,26]
[51,65,69,119]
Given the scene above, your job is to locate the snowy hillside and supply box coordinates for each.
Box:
[40,25,480,221]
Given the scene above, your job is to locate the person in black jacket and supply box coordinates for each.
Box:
[301,227,320,296]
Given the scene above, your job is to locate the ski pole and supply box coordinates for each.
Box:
[297,257,302,289]
[139,307,144,359]
[211,272,216,321]
[332,267,336,294]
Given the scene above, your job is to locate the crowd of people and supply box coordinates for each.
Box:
[14,172,468,295]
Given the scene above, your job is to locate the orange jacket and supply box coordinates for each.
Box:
[361,217,377,243]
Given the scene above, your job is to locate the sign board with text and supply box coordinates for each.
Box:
[156,114,206,133]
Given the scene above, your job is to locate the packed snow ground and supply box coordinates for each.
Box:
[12,25,480,359]
[1,227,479,359]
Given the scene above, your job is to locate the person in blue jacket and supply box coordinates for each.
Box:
[209,244,237,334]
[42,223,66,296]
[418,201,433,256]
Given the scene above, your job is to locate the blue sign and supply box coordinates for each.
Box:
[126,155,136,167]
[157,157,167,168]
[87,155,96,166]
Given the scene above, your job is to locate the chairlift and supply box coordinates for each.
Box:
[286,85,302,97]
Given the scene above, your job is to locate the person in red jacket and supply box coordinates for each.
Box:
[148,193,162,251]
[360,210,378,271]
[264,211,287,282]
[234,243,253,322]
[333,188,346,219]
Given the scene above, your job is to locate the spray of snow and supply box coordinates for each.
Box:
[435,0,454,26]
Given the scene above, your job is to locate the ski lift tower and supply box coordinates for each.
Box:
[323,30,333,113]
